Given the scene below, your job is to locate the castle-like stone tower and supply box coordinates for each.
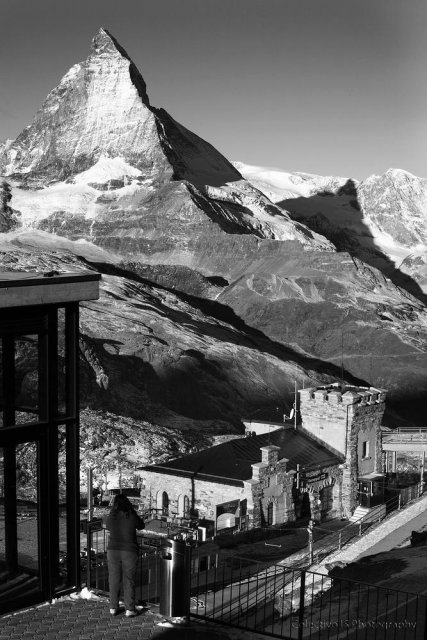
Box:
[299,383,386,515]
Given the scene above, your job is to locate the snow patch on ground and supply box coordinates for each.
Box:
[72,156,143,184]
[232,161,312,200]
[0,229,119,263]
[9,161,152,227]
[10,181,99,226]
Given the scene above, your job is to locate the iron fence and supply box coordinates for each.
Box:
[81,482,425,595]
[81,529,427,639]
[191,556,427,640]
[296,483,424,567]
[82,529,164,605]
[81,483,427,638]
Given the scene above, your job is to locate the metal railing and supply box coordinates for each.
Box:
[82,527,427,639]
[295,483,424,567]
[191,557,427,639]
[82,483,424,593]
[82,529,164,605]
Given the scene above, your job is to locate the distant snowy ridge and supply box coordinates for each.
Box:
[235,161,427,293]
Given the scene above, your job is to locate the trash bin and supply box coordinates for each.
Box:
[159,538,190,617]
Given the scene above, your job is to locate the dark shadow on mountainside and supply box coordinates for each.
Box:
[277,179,427,306]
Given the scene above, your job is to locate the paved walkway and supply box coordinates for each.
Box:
[3,501,427,640]
[0,596,266,640]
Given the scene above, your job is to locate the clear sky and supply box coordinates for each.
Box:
[0,0,425,180]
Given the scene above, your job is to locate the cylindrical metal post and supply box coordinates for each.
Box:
[86,468,93,588]
[159,539,191,619]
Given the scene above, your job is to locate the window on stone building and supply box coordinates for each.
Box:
[267,502,274,526]
[362,441,370,458]
[162,491,169,516]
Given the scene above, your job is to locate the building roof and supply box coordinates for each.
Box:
[0,270,100,308]
[140,427,344,486]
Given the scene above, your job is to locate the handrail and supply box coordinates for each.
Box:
[304,483,423,566]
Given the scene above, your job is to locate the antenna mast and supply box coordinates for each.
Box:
[294,381,297,430]
[341,332,344,384]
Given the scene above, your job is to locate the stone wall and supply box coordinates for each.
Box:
[299,387,350,455]
[139,470,247,524]
[140,444,344,530]
[244,446,294,527]
[299,384,386,515]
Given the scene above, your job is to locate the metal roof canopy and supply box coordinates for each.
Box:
[0,271,101,308]
[141,428,344,484]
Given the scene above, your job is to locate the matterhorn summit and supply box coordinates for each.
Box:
[1,28,161,181]
[0,28,334,252]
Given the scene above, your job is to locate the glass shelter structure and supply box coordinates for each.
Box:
[0,271,100,615]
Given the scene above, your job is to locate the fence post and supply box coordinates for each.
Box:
[398,494,402,510]
[186,543,192,624]
[307,521,313,565]
[86,528,92,589]
[297,570,306,640]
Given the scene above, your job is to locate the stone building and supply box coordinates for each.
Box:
[138,426,344,534]
[139,382,387,533]
[299,383,387,516]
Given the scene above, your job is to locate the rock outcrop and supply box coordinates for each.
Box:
[1,28,427,441]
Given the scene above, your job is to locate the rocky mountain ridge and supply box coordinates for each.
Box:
[0,28,330,252]
[0,27,426,461]
[235,162,427,298]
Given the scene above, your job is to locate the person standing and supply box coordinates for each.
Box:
[106,494,145,617]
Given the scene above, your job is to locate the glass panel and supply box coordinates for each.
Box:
[0,444,41,605]
[16,442,39,571]
[15,336,39,424]
[57,309,66,416]
[0,449,3,555]
[0,341,3,428]
[57,425,67,589]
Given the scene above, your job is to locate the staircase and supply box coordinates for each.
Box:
[350,504,386,523]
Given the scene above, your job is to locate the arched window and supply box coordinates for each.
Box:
[162,491,169,516]
[267,502,274,526]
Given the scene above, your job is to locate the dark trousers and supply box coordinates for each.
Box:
[107,549,138,611]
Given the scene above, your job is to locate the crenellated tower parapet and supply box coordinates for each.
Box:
[299,383,387,514]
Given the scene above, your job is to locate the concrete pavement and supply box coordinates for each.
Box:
[0,595,267,640]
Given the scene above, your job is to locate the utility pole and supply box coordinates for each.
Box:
[294,381,298,431]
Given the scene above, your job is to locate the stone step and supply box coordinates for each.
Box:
[349,506,371,523]
[349,504,387,523]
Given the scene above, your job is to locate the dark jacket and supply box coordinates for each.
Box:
[106,510,145,552]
